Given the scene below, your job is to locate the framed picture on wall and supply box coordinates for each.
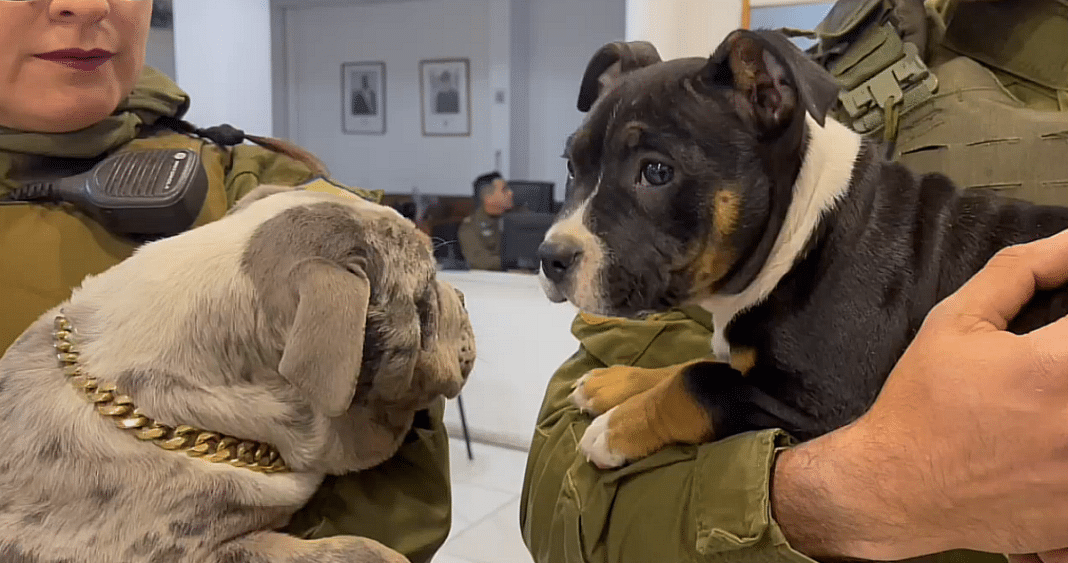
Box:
[342,61,386,135]
[419,58,470,136]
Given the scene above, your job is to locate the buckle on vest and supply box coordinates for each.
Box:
[837,42,938,133]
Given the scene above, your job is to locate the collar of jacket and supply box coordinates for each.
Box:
[0,66,190,192]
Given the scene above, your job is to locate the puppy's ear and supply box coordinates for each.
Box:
[279,258,370,417]
[228,185,295,216]
[704,29,840,132]
[577,41,662,112]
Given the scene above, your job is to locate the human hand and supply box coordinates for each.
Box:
[1009,551,1068,563]
[854,228,1068,556]
[774,228,1068,560]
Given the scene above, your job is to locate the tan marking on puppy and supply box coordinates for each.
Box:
[571,363,688,415]
[713,189,741,237]
[699,116,861,362]
[579,367,713,468]
[730,346,757,375]
[690,248,734,294]
[686,189,742,297]
[622,122,644,148]
[729,35,764,91]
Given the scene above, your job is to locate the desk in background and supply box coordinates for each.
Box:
[438,270,579,450]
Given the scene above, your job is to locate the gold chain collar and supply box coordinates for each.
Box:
[52,314,290,474]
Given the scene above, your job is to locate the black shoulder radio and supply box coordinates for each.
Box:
[7,148,209,238]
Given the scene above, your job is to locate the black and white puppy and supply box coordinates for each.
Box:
[538,29,1068,468]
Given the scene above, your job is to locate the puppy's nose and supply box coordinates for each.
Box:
[539,241,582,283]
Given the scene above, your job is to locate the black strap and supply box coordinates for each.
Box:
[156,117,247,147]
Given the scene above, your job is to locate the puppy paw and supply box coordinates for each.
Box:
[569,371,598,413]
[579,407,628,469]
[570,365,666,416]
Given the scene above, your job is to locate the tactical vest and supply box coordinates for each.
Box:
[794,0,1068,204]
[0,133,227,350]
[0,130,377,353]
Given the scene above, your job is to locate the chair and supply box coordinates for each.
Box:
[431,221,468,271]
[455,394,474,460]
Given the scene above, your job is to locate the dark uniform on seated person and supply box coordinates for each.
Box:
[458,171,514,270]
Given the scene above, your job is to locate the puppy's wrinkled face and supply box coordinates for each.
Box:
[539,31,840,317]
[413,278,475,402]
[238,187,474,416]
[351,217,476,411]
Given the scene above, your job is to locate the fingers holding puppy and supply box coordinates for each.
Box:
[1008,551,1068,563]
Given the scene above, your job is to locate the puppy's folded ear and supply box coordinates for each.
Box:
[578,41,662,112]
[704,29,841,132]
[279,257,370,417]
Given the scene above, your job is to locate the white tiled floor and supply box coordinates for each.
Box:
[434,438,536,563]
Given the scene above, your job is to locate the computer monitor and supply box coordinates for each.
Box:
[508,181,556,214]
[501,212,556,272]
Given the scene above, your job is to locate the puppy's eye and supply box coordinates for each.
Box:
[566,160,575,180]
[639,162,674,187]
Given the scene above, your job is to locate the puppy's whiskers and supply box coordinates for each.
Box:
[431,238,455,251]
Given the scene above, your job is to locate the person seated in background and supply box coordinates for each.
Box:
[458,171,514,270]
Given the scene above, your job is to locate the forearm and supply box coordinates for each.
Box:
[771,425,941,562]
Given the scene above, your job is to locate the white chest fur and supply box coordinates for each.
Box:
[698,115,862,361]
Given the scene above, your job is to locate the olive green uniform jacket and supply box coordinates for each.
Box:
[0,67,451,563]
[457,206,503,271]
[521,310,1003,563]
[520,2,1068,561]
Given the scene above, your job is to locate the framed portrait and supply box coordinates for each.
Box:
[342,61,386,135]
[419,58,470,136]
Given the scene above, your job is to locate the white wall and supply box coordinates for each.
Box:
[520,0,626,200]
[286,0,497,195]
[487,0,512,175]
[626,0,743,61]
[283,0,626,197]
[750,2,835,49]
[145,27,176,81]
[173,0,274,137]
[172,0,745,198]
[507,0,531,180]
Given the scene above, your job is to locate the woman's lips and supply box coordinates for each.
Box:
[35,49,115,71]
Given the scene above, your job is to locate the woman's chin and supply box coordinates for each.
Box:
[1,88,122,133]
[35,103,120,133]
